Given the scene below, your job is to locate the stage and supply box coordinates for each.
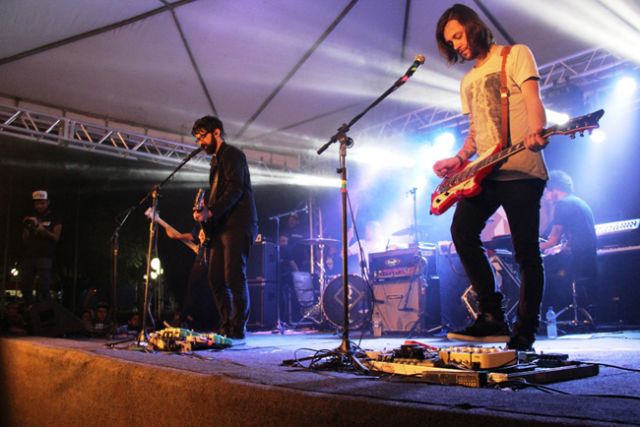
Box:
[1,330,639,426]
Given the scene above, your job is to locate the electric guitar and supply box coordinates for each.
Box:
[144,189,208,253]
[430,109,605,215]
[145,207,199,254]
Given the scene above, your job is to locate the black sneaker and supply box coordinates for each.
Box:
[507,334,535,351]
[447,313,510,343]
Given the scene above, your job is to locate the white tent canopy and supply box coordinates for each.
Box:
[1,0,638,174]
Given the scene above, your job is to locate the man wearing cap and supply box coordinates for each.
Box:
[21,190,62,304]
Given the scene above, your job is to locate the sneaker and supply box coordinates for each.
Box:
[229,336,246,346]
[447,313,510,343]
[507,334,535,351]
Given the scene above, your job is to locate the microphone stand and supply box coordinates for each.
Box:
[312,55,424,369]
[109,146,203,346]
[268,205,308,334]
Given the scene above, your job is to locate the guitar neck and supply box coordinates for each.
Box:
[451,126,558,185]
[153,216,199,254]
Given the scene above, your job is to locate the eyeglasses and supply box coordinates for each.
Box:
[194,131,210,141]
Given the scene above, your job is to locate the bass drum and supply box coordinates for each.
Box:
[321,274,372,330]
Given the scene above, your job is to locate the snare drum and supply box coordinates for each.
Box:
[321,274,372,330]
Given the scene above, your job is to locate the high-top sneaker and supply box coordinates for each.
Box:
[447,313,510,343]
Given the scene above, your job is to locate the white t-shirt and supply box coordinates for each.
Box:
[461,44,548,181]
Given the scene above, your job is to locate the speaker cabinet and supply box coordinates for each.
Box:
[596,250,640,325]
[247,242,277,282]
[372,277,426,334]
[247,280,276,330]
[28,301,84,337]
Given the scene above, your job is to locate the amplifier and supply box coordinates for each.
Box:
[247,241,277,282]
[369,244,436,282]
[372,277,426,334]
[247,280,276,330]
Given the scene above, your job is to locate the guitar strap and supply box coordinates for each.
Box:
[499,45,512,148]
[208,147,223,208]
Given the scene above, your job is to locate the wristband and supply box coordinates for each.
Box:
[455,154,464,166]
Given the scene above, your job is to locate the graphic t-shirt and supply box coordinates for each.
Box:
[461,44,548,181]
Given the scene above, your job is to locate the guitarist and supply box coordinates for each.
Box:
[433,4,549,351]
[191,116,258,342]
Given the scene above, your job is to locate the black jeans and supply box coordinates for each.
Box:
[451,178,546,335]
[20,257,53,304]
[207,229,253,337]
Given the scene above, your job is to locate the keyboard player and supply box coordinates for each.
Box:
[540,170,597,311]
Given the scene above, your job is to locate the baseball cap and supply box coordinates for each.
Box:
[32,190,48,201]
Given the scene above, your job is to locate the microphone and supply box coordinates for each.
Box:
[185,145,205,160]
[396,54,426,86]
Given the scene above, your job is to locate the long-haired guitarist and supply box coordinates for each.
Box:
[433,4,549,351]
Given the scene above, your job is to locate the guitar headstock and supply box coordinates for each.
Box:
[545,109,605,139]
[193,188,206,212]
[144,207,158,220]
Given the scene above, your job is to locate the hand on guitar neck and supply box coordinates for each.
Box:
[144,207,199,254]
[429,109,605,215]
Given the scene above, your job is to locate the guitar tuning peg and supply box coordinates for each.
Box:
[580,131,585,137]
[570,134,576,139]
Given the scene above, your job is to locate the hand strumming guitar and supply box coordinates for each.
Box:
[433,156,464,178]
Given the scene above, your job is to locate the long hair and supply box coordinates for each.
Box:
[436,3,494,65]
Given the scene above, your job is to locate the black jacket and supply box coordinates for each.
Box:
[207,142,258,238]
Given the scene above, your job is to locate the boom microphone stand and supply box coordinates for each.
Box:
[312,54,425,368]
[107,146,203,345]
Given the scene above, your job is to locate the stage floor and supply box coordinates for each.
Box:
[1,329,639,426]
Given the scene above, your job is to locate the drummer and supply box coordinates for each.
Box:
[347,221,387,276]
[279,212,310,322]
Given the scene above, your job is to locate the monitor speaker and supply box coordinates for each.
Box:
[27,301,84,337]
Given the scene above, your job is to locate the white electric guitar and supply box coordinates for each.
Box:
[144,207,198,254]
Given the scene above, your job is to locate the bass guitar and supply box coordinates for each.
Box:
[430,109,605,215]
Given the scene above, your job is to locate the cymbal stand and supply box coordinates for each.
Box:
[268,205,308,333]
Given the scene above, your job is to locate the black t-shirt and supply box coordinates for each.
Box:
[23,209,61,258]
[552,195,597,278]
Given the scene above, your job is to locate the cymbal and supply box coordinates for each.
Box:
[301,237,341,246]
[392,225,428,237]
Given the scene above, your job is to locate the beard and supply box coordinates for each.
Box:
[204,143,216,155]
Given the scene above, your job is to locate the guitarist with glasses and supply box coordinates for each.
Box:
[191,116,258,342]
[433,4,549,351]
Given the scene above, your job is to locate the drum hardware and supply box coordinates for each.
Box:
[461,249,520,323]
[322,275,372,330]
[268,204,310,333]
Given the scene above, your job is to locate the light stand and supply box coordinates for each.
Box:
[307,55,425,369]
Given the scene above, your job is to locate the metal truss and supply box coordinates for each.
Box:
[0,103,302,174]
[355,48,639,141]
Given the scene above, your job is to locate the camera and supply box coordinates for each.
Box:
[23,217,38,230]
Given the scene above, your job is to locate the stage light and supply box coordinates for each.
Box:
[435,132,455,147]
[615,76,637,95]
[10,268,19,277]
[591,128,606,144]
[351,146,415,169]
[546,109,570,125]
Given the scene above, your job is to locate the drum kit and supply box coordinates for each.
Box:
[292,237,372,330]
